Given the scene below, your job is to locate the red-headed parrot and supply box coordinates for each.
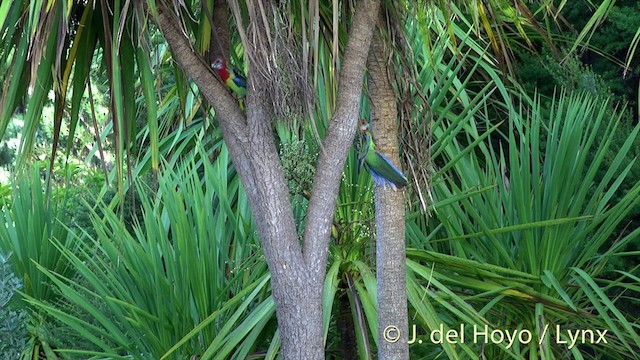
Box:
[211,57,247,98]
[358,121,408,190]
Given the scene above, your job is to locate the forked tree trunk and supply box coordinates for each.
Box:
[153,0,381,358]
[367,21,410,360]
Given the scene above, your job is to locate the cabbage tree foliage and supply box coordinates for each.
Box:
[0,0,634,359]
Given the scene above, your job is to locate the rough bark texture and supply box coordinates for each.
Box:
[368,25,410,359]
[152,0,380,358]
[210,0,229,61]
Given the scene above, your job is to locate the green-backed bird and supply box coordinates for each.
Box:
[211,57,247,98]
[358,121,408,190]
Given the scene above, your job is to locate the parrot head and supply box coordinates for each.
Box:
[211,57,226,70]
[359,118,370,133]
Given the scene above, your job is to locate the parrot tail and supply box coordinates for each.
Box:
[367,152,408,191]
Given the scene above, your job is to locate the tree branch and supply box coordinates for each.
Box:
[153,2,247,146]
[155,0,304,269]
[302,0,381,278]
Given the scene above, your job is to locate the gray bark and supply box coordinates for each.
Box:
[152,0,380,358]
[367,25,410,360]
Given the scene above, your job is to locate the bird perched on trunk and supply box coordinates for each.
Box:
[211,57,247,98]
[357,121,408,190]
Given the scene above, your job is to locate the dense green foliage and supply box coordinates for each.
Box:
[0,0,639,359]
[0,255,28,359]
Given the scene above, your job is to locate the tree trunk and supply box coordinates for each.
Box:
[152,0,380,358]
[367,22,410,360]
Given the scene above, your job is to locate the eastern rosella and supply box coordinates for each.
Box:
[211,57,247,98]
[358,122,408,190]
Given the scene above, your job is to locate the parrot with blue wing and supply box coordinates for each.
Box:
[358,120,408,190]
[211,57,247,98]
